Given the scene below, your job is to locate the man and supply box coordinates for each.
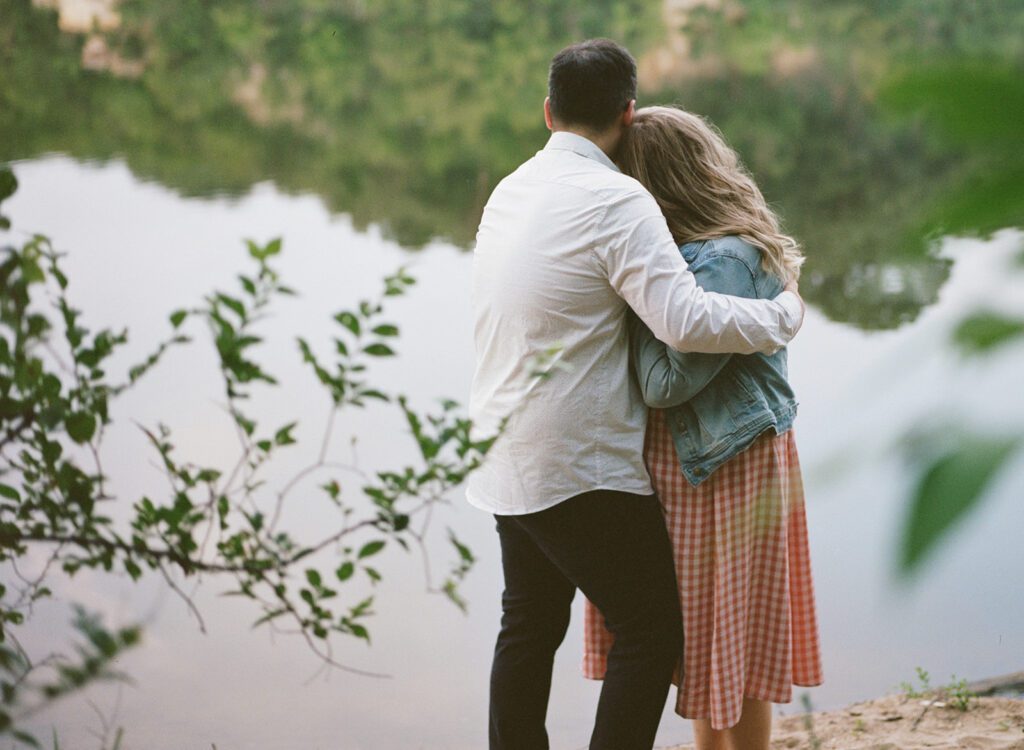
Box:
[467,39,804,750]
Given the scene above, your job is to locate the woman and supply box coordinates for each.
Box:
[582,106,823,750]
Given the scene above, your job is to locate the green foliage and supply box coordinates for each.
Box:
[900,666,932,699]
[879,65,1024,243]
[297,268,412,408]
[655,1,1024,326]
[799,692,822,750]
[7,0,1024,329]
[946,675,975,711]
[0,605,140,748]
[899,435,1020,575]
[0,167,499,740]
[880,66,1024,148]
[658,70,954,329]
[0,169,15,231]
[0,0,660,248]
[888,247,1024,572]
[689,1,1024,77]
[443,529,476,612]
[899,666,975,711]
[952,312,1024,356]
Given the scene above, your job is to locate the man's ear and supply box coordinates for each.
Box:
[622,99,636,127]
[544,97,554,130]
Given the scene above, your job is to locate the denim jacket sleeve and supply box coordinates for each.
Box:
[629,250,760,409]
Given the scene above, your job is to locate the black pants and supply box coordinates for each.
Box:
[489,489,683,750]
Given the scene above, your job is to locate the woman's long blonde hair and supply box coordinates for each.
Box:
[617,105,804,281]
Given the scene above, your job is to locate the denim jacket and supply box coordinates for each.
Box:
[629,235,798,486]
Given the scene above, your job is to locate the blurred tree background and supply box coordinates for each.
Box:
[2,0,1022,328]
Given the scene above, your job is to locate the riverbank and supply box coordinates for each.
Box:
[666,694,1024,749]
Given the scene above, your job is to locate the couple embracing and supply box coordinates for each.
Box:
[467,38,823,750]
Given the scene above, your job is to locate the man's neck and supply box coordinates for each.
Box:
[552,125,620,161]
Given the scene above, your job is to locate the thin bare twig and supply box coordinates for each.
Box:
[157,563,207,634]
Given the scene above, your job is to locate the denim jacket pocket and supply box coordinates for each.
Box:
[674,389,746,461]
[723,367,762,412]
[669,364,772,467]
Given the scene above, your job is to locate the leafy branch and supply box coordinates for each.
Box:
[0,165,497,744]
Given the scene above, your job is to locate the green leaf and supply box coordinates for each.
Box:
[449,530,475,564]
[878,65,1024,241]
[0,484,20,501]
[236,414,256,436]
[0,167,17,203]
[41,373,62,398]
[334,312,360,336]
[124,559,142,581]
[363,343,395,357]
[335,561,355,581]
[442,579,468,613]
[879,65,1024,148]
[251,608,288,628]
[52,266,68,289]
[305,569,322,587]
[216,293,246,319]
[349,623,369,641]
[246,238,283,261]
[899,436,1020,574]
[42,438,62,465]
[274,421,298,446]
[357,540,385,559]
[12,729,39,748]
[196,468,221,483]
[350,595,374,616]
[952,311,1024,356]
[169,310,188,328]
[371,324,399,337]
[65,412,96,444]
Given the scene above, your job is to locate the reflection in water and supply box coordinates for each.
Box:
[3,0,1022,328]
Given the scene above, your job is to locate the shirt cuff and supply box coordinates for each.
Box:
[774,290,805,340]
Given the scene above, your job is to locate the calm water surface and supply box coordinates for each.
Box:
[5,156,1022,750]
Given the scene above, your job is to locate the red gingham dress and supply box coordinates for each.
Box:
[582,408,823,730]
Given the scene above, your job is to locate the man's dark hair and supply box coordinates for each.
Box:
[548,38,637,132]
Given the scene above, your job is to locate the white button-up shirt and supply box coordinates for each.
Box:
[466,131,803,515]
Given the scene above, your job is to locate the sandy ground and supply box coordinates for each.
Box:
[666,695,1024,750]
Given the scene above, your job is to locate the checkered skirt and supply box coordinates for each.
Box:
[582,408,823,730]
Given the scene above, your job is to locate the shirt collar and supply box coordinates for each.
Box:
[543,131,621,173]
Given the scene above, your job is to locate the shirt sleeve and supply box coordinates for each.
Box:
[630,253,758,408]
[599,189,802,354]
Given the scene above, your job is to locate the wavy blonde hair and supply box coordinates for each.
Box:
[617,105,804,281]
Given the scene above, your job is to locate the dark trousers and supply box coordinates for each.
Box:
[488,489,683,750]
